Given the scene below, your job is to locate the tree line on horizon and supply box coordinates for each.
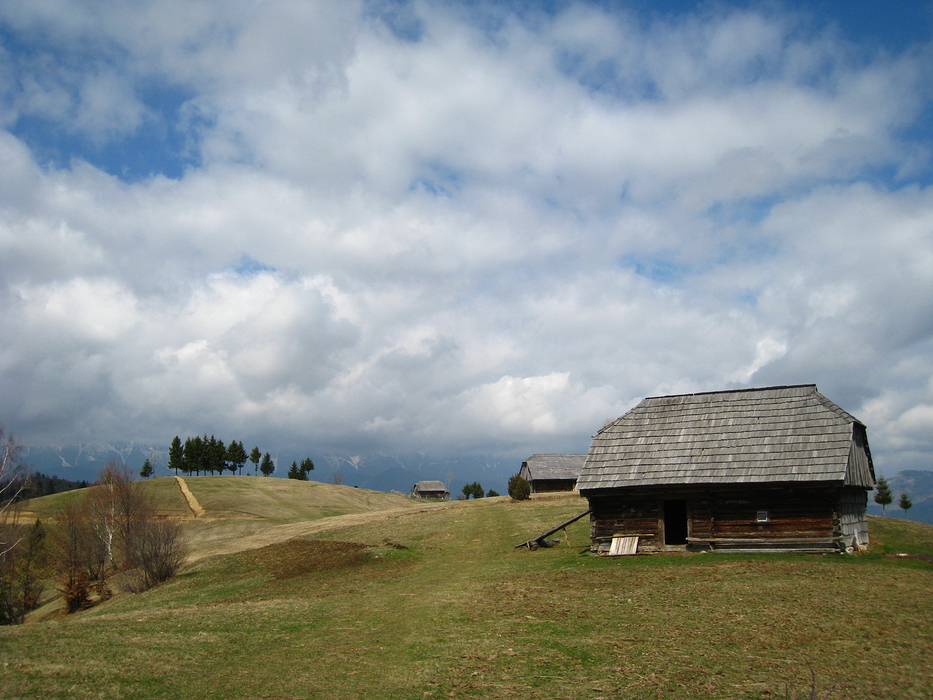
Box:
[163,435,314,480]
[13,472,89,501]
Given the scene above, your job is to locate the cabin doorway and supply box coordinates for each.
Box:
[662,500,688,545]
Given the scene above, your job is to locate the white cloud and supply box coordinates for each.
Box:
[0,2,931,475]
[17,277,138,343]
[463,372,572,435]
[895,404,933,435]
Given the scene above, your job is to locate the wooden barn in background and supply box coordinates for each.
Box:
[411,480,450,500]
[577,385,876,554]
[519,454,586,493]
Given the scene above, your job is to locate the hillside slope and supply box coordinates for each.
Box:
[18,475,437,562]
[18,475,422,521]
[178,475,417,521]
[2,491,931,699]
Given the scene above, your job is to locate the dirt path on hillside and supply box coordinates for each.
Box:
[174,476,206,517]
[185,503,443,563]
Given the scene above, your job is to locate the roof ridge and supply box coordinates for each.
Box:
[527,453,587,458]
[811,389,863,426]
[644,384,816,401]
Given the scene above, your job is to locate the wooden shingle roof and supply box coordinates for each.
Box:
[521,454,586,481]
[413,480,448,492]
[577,385,875,490]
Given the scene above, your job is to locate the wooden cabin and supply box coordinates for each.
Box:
[577,385,875,554]
[518,454,586,493]
[411,480,450,500]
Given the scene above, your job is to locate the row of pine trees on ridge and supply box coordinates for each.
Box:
[154,435,314,480]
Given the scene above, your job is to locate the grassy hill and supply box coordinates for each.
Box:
[17,476,192,518]
[16,475,434,563]
[18,475,418,521]
[2,481,931,699]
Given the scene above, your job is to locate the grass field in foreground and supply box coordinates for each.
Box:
[1,488,931,699]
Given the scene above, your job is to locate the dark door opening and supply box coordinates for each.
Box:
[663,500,688,545]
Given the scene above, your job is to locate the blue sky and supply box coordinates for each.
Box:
[1,0,932,476]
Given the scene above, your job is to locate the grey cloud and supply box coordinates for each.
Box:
[0,2,931,476]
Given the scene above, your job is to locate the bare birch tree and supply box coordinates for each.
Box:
[0,424,29,556]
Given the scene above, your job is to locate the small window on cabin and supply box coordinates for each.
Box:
[756,510,769,523]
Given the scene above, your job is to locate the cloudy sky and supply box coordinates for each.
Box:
[1,1,932,474]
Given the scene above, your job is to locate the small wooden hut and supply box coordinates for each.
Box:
[518,454,586,493]
[411,480,450,500]
[577,385,875,554]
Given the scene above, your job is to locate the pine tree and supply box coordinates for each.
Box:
[139,459,154,479]
[299,457,314,479]
[226,441,248,475]
[260,453,275,477]
[874,476,893,517]
[208,436,225,475]
[206,436,217,474]
[200,435,211,474]
[287,461,306,480]
[183,436,204,475]
[899,492,913,520]
[168,436,183,476]
[249,447,261,476]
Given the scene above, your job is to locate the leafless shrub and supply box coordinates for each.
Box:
[51,499,102,612]
[123,513,187,592]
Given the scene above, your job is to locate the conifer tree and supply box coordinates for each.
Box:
[249,446,261,476]
[168,436,183,476]
[183,436,203,475]
[208,436,225,475]
[899,492,913,520]
[299,457,314,479]
[139,459,154,479]
[260,453,275,477]
[226,441,248,475]
[874,476,893,516]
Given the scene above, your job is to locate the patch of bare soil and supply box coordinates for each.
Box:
[248,539,371,578]
[174,476,206,517]
[888,552,933,564]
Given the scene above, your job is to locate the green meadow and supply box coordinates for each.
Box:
[2,478,931,699]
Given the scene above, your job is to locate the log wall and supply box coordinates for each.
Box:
[531,479,577,493]
[586,484,857,553]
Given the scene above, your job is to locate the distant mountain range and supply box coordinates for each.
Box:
[19,444,933,524]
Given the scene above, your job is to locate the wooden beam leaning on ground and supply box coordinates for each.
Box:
[515,510,591,549]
